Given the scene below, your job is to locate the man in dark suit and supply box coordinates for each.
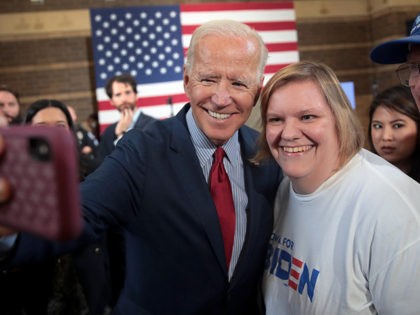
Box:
[1,20,282,314]
[98,73,156,161]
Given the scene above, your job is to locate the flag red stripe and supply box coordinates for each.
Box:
[247,21,297,31]
[98,100,115,111]
[182,21,296,35]
[180,2,294,12]
[266,42,298,51]
[139,94,189,107]
[264,63,292,74]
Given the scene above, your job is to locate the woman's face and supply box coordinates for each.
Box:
[371,105,418,167]
[265,80,341,194]
[31,107,70,129]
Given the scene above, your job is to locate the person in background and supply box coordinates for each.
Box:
[255,61,420,314]
[67,105,101,180]
[67,105,99,155]
[370,12,420,110]
[98,73,156,161]
[0,86,23,126]
[24,100,112,315]
[0,20,282,315]
[83,112,100,140]
[368,85,420,182]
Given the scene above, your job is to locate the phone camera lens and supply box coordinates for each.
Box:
[29,137,52,162]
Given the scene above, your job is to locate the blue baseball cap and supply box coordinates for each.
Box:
[370,13,420,64]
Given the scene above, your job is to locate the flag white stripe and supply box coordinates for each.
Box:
[180,9,296,25]
[267,51,300,65]
[96,80,185,101]
[182,30,297,48]
[260,30,298,44]
[99,103,185,123]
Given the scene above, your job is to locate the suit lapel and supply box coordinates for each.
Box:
[165,106,228,274]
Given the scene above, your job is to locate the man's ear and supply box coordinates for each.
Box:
[183,65,190,98]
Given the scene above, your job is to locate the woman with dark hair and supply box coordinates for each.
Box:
[4,99,112,315]
[25,99,101,181]
[24,99,73,128]
[369,86,420,182]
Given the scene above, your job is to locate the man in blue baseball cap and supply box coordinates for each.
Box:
[370,13,420,110]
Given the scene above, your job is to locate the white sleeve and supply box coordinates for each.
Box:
[370,240,420,314]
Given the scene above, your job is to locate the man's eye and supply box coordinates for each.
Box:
[233,82,247,88]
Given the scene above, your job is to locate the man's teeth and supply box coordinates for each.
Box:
[208,110,230,120]
[283,146,312,153]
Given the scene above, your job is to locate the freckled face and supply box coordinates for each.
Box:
[371,105,417,166]
[265,80,340,194]
[183,35,263,146]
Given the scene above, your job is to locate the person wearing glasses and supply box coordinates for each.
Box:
[370,12,420,110]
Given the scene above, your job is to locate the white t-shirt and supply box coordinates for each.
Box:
[262,149,420,315]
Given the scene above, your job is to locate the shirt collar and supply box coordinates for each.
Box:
[186,107,240,164]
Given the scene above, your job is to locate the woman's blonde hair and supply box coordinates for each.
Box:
[254,60,364,166]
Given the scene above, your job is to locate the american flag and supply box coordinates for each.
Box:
[90,2,299,132]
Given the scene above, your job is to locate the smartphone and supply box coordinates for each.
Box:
[0,126,82,241]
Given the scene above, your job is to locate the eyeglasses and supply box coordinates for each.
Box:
[396,63,420,87]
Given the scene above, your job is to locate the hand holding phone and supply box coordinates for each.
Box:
[0,126,82,241]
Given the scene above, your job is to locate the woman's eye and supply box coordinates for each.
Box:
[371,123,382,129]
[302,114,314,121]
[267,117,281,123]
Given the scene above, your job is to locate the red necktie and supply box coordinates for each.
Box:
[209,147,236,267]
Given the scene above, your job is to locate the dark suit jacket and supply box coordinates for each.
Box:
[98,111,156,161]
[9,104,282,315]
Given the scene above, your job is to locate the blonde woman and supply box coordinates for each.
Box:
[255,61,420,314]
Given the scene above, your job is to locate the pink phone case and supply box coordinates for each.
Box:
[0,126,82,241]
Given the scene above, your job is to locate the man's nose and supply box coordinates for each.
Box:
[211,83,232,107]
